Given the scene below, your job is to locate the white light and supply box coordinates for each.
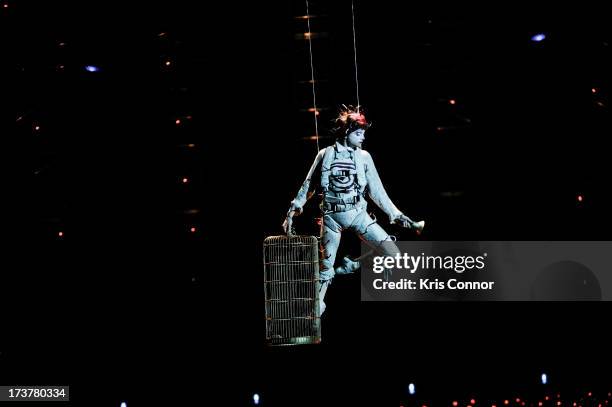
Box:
[531,33,546,42]
[541,373,548,384]
[253,394,260,405]
[120,402,127,407]
[408,383,416,395]
[85,65,100,72]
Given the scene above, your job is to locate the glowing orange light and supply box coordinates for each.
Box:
[187,144,196,148]
[304,32,311,39]
[504,401,509,405]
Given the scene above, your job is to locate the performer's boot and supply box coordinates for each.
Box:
[334,256,361,275]
[318,279,331,315]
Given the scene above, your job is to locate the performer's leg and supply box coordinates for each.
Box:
[319,214,342,315]
[347,211,401,279]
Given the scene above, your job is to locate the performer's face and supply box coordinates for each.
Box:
[347,129,365,149]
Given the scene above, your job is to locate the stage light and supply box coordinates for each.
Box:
[471,399,476,404]
[84,65,100,72]
[165,60,172,67]
[253,393,260,405]
[449,99,457,105]
[539,402,543,406]
[516,399,521,403]
[58,231,64,237]
[175,119,181,125]
[592,88,598,94]
[190,227,197,233]
[120,403,127,407]
[182,177,189,184]
[408,383,416,395]
[542,373,547,384]
[531,33,546,42]
[453,402,459,406]
[504,400,510,405]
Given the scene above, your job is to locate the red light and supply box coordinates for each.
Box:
[573,403,577,407]
[546,397,550,401]
[592,88,597,94]
[2,3,8,8]
[493,405,497,407]
[539,402,543,406]
[190,227,196,233]
[449,99,456,105]
[557,402,561,406]
[175,119,181,125]
[472,400,476,405]
[182,177,189,184]
[588,393,592,398]
[453,401,458,406]
[58,231,64,237]
[517,399,521,403]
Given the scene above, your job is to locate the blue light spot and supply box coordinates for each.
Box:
[84,65,100,72]
[253,394,260,405]
[541,373,547,384]
[408,383,416,395]
[531,33,546,42]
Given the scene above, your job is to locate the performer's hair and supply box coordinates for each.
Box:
[333,104,371,138]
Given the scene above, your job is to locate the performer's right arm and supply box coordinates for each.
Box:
[289,148,326,214]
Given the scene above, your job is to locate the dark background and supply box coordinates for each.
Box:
[6,0,612,405]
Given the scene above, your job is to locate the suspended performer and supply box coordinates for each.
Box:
[282,105,425,314]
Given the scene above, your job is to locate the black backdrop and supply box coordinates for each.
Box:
[7,1,612,405]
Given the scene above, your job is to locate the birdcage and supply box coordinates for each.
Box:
[263,235,321,345]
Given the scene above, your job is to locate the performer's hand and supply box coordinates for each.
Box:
[397,215,425,235]
[282,210,296,236]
